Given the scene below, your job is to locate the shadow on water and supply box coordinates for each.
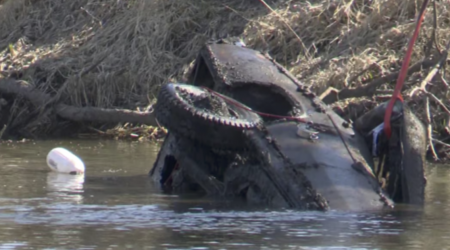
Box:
[0,139,449,249]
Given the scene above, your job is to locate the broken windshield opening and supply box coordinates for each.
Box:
[188,57,215,89]
[230,84,297,122]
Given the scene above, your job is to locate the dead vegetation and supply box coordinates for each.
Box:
[0,0,450,160]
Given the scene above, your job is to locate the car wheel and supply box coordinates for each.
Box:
[155,83,262,149]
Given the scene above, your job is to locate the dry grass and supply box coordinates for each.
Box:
[0,0,450,156]
[0,0,262,109]
[245,1,449,91]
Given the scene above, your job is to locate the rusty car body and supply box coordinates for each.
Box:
[149,40,427,211]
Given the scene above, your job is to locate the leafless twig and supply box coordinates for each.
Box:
[433,138,450,148]
[425,97,439,160]
[426,92,450,116]
[410,41,450,97]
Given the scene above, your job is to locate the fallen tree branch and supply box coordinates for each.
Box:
[55,104,157,125]
[425,97,439,160]
[24,52,113,131]
[320,57,441,104]
[410,40,450,97]
[0,78,157,128]
[407,42,450,117]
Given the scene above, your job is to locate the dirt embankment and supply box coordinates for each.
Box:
[0,0,450,160]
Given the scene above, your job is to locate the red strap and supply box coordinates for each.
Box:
[383,0,429,138]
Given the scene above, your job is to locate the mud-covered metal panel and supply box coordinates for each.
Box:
[192,43,311,118]
[401,104,427,205]
[265,121,392,211]
[199,43,297,89]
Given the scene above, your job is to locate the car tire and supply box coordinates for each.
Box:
[155,83,262,149]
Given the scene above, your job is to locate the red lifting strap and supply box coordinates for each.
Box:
[383,0,430,138]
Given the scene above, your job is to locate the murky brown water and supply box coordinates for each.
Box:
[0,139,449,250]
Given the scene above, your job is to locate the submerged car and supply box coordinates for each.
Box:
[149,40,427,212]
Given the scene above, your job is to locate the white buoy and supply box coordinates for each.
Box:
[46,147,85,174]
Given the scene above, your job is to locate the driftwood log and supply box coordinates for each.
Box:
[0,78,157,130]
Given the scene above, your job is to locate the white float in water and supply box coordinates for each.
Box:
[46,147,85,174]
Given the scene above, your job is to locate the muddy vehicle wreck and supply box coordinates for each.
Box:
[149,40,427,212]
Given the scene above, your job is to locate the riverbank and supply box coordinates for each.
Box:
[0,0,449,160]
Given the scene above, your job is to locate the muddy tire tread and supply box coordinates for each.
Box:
[155,84,262,149]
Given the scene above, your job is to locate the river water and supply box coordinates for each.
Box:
[0,139,449,250]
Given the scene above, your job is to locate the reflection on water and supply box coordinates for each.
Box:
[0,139,449,249]
[46,172,85,204]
